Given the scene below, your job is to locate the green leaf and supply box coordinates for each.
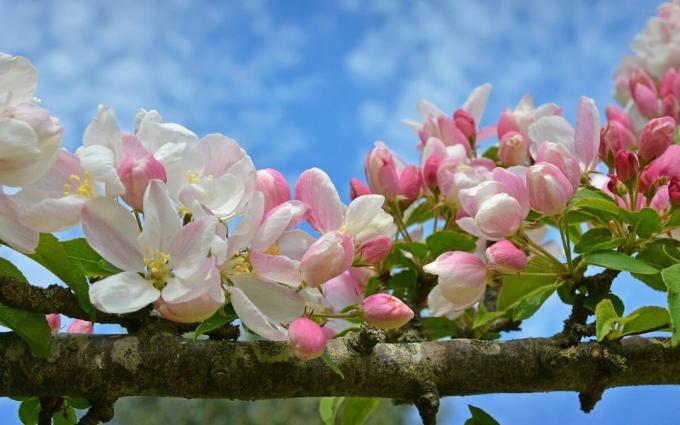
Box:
[392,241,428,259]
[633,240,680,291]
[52,406,77,425]
[26,234,95,318]
[405,201,434,227]
[66,397,90,410]
[663,264,680,346]
[595,299,619,341]
[584,293,625,316]
[481,146,498,161]
[585,250,659,275]
[421,316,460,339]
[426,230,476,258]
[321,353,345,379]
[388,269,417,303]
[573,228,624,255]
[473,308,505,329]
[18,398,40,425]
[620,306,670,336]
[319,397,345,425]
[465,405,500,425]
[511,285,556,321]
[622,208,663,238]
[0,305,52,357]
[191,308,232,340]
[0,257,28,283]
[667,208,680,227]
[497,257,558,312]
[61,238,119,277]
[341,397,380,425]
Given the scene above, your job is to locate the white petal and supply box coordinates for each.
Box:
[75,145,125,196]
[226,286,288,341]
[89,272,160,314]
[139,180,181,254]
[0,193,38,253]
[527,116,575,159]
[417,99,445,120]
[230,274,305,324]
[0,54,37,105]
[342,195,385,238]
[19,195,85,233]
[82,105,123,158]
[462,83,492,126]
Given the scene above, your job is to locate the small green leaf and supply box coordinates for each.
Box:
[573,228,624,255]
[585,251,659,275]
[392,241,428,259]
[52,406,77,425]
[667,208,680,227]
[321,353,345,379]
[18,398,40,425]
[0,305,52,357]
[0,256,28,283]
[662,264,680,346]
[388,269,417,303]
[421,316,460,339]
[66,397,90,410]
[426,230,476,258]
[595,299,619,341]
[481,146,498,161]
[622,208,663,238]
[319,397,345,425]
[26,234,95,318]
[465,405,500,425]
[61,238,119,277]
[341,398,380,425]
[191,310,230,340]
[511,285,556,321]
[497,257,559,314]
[584,293,625,316]
[405,201,434,227]
[473,309,505,329]
[620,306,670,336]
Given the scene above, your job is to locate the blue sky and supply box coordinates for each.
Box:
[1,0,678,424]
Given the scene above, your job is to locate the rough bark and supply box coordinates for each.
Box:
[0,333,678,403]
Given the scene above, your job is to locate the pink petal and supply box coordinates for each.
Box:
[574,97,601,171]
[89,272,160,314]
[295,168,344,233]
[250,251,301,287]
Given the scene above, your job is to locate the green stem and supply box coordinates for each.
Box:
[133,211,143,232]
[519,230,565,270]
[391,202,412,242]
[557,214,574,277]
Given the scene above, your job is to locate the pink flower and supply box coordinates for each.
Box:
[357,235,392,265]
[614,151,639,184]
[361,293,414,329]
[349,178,371,200]
[534,142,580,191]
[323,268,369,312]
[527,162,574,216]
[605,105,634,130]
[423,251,488,307]
[639,117,676,162]
[454,109,476,141]
[456,167,530,240]
[300,231,354,287]
[118,134,167,211]
[66,320,94,334]
[629,68,661,118]
[256,168,290,215]
[485,240,528,274]
[498,131,529,166]
[287,317,328,361]
[599,120,636,167]
[497,95,561,140]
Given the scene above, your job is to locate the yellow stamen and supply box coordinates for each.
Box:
[186,170,201,185]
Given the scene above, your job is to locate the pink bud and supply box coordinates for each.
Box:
[607,174,627,197]
[535,142,580,190]
[670,176,680,208]
[640,145,680,192]
[498,131,528,166]
[287,317,327,361]
[358,235,392,265]
[422,152,444,189]
[423,251,488,304]
[605,105,634,130]
[485,240,528,274]
[256,168,290,214]
[640,116,676,162]
[361,293,414,330]
[661,69,680,99]
[454,109,476,141]
[66,320,93,334]
[614,151,639,184]
[364,144,399,199]
[118,135,167,211]
[527,162,574,216]
[599,121,636,167]
[397,165,422,202]
[629,68,660,118]
[300,231,354,286]
[497,109,520,139]
[349,178,371,200]
[46,314,61,333]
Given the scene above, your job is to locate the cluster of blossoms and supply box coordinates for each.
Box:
[3,1,680,367]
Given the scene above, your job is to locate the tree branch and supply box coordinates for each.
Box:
[0,333,678,404]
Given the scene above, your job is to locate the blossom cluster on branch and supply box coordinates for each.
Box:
[2,1,680,424]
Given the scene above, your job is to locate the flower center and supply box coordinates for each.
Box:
[63,171,97,199]
[185,170,201,185]
[265,244,281,255]
[143,250,172,289]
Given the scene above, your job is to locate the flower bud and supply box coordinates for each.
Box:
[66,320,93,334]
[629,68,660,118]
[360,293,414,329]
[607,174,628,197]
[349,178,371,200]
[614,150,639,184]
[118,135,167,211]
[485,240,528,274]
[498,131,528,166]
[640,116,676,162]
[423,251,488,304]
[46,314,61,333]
[527,162,574,216]
[300,231,354,286]
[599,121,636,166]
[256,168,290,214]
[454,109,476,141]
[365,143,400,199]
[397,165,422,202]
[670,176,680,208]
[605,105,634,130]
[535,142,580,190]
[357,235,392,265]
[287,317,327,361]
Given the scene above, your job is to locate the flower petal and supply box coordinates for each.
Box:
[462,83,492,126]
[250,251,301,287]
[225,286,288,341]
[0,193,38,253]
[295,168,344,233]
[138,180,181,254]
[574,96,600,171]
[342,194,385,238]
[89,272,160,314]
[528,115,575,158]
[230,274,305,324]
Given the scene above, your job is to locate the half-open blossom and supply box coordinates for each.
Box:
[629,68,661,118]
[456,167,530,240]
[360,293,414,329]
[424,251,488,311]
[614,150,640,184]
[46,314,61,332]
[640,145,680,192]
[349,178,371,200]
[599,120,636,166]
[498,131,528,166]
[364,142,421,202]
[0,53,63,187]
[84,180,223,322]
[118,135,168,211]
[497,95,561,140]
[485,240,528,274]
[639,116,675,162]
[256,168,290,215]
[287,317,328,361]
[534,142,580,190]
[527,162,574,216]
[605,105,634,130]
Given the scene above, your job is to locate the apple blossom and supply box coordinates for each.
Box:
[67,320,94,334]
[0,192,38,253]
[485,240,528,274]
[256,168,290,215]
[639,116,676,162]
[287,317,328,361]
[423,251,488,307]
[349,177,371,200]
[360,293,414,330]
[614,150,640,184]
[364,142,421,202]
[527,162,574,216]
[498,131,529,166]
